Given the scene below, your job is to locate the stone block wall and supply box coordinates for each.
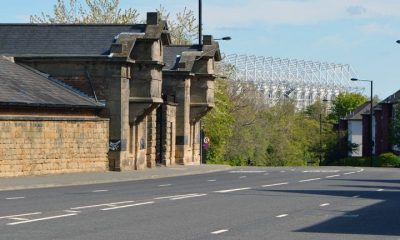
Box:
[0,117,109,177]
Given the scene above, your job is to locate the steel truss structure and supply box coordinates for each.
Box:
[218,54,363,110]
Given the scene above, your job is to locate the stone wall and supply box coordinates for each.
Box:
[0,116,109,177]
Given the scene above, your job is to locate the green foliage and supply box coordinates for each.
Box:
[329,157,369,167]
[328,93,368,121]
[378,152,400,167]
[391,103,400,146]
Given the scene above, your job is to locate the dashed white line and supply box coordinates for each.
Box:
[63,210,81,213]
[7,213,77,225]
[0,212,42,219]
[71,201,134,210]
[320,203,330,207]
[214,187,251,193]
[263,173,269,175]
[101,201,154,211]
[326,175,340,178]
[5,197,25,200]
[377,189,384,192]
[8,217,29,221]
[280,171,286,173]
[352,195,360,198]
[261,182,289,187]
[276,214,288,218]
[158,184,172,187]
[343,172,356,175]
[239,176,247,179]
[92,190,108,193]
[154,193,200,200]
[229,170,266,173]
[207,179,216,182]
[211,229,229,235]
[299,178,321,183]
[170,194,207,200]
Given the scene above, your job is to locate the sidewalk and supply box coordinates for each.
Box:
[0,164,232,191]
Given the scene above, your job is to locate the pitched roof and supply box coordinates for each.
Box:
[163,45,201,70]
[346,101,374,120]
[0,57,104,108]
[0,24,146,56]
[381,89,400,104]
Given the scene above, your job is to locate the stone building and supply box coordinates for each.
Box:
[0,12,221,175]
[0,57,108,177]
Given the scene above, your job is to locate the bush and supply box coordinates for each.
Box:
[328,157,369,167]
[378,153,400,167]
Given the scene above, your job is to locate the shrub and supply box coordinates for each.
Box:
[378,153,400,167]
[329,157,368,167]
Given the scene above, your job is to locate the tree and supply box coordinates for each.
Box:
[30,0,139,24]
[391,103,400,147]
[328,92,368,121]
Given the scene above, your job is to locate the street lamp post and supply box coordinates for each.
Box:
[351,78,374,166]
[319,99,328,165]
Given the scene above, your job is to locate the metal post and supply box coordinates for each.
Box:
[370,81,373,167]
[198,0,202,46]
[319,113,322,165]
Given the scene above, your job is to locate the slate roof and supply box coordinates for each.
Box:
[346,101,375,120]
[163,45,201,70]
[0,24,146,56]
[381,89,400,104]
[0,57,104,108]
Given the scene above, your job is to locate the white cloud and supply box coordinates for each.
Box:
[359,23,399,36]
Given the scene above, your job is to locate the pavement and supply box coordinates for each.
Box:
[0,164,232,191]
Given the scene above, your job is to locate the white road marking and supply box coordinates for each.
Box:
[276,214,288,218]
[343,172,356,175]
[214,187,251,193]
[280,171,286,173]
[377,189,384,192]
[63,210,81,213]
[154,193,200,200]
[158,184,172,187]
[7,213,77,225]
[239,176,247,179]
[263,173,269,175]
[211,229,229,235]
[303,170,340,173]
[320,203,330,207]
[290,169,295,171]
[170,194,207,200]
[92,190,108,193]
[352,195,360,198]
[229,170,266,173]
[299,178,321,183]
[207,179,216,182]
[0,212,42,219]
[101,201,154,211]
[71,201,134,210]
[5,197,25,200]
[261,182,289,187]
[8,217,29,221]
[326,175,340,178]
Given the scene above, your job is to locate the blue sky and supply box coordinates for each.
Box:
[1,0,400,98]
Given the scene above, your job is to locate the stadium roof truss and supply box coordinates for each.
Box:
[218,54,364,110]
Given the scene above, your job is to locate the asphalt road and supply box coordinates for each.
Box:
[1,166,399,240]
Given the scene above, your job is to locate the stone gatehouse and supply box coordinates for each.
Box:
[0,12,220,176]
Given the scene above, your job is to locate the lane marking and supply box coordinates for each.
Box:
[276,214,288,218]
[158,184,172,187]
[239,176,247,179]
[7,213,77,225]
[101,201,154,211]
[377,189,384,192]
[211,229,229,235]
[299,178,321,183]
[0,212,42,219]
[63,210,81,213]
[8,217,29,221]
[214,187,251,193]
[280,171,286,173]
[343,172,356,175]
[5,197,25,200]
[263,173,269,175]
[320,203,330,207]
[154,193,200,200]
[352,195,360,198]
[261,182,289,187]
[170,194,207,200]
[229,170,266,173]
[303,170,339,173]
[325,175,340,178]
[71,201,134,210]
[92,190,108,193]
[290,169,295,171]
[207,179,216,182]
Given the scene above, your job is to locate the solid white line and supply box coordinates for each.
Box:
[0,212,42,219]
[71,201,134,210]
[5,196,25,200]
[7,213,77,225]
[158,184,172,187]
[239,176,247,178]
[343,172,356,175]
[207,179,216,182]
[320,203,330,207]
[211,229,229,235]
[154,193,200,200]
[377,189,384,192]
[214,187,251,193]
[170,194,207,200]
[299,178,321,183]
[261,182,289,187]
[8,217,29,221]
[101,201,154,211]
[326,175,340,178]
[276,214,288,218]
[92,190,108,193]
